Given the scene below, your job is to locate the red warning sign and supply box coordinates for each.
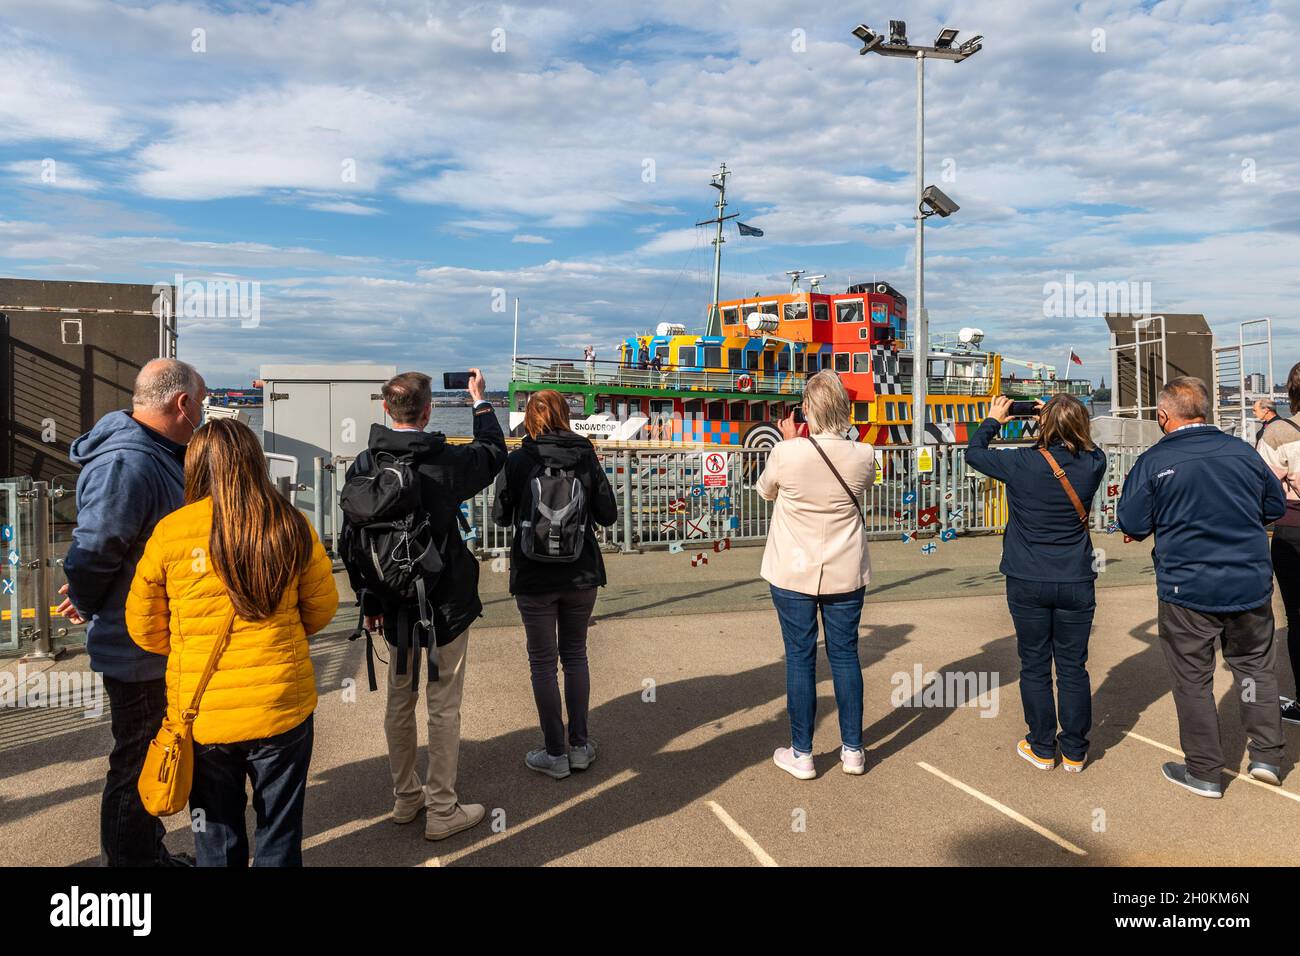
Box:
[702,452,729,488]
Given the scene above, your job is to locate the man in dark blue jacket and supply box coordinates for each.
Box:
[59,358,205,865]
[1118,376,1287,797]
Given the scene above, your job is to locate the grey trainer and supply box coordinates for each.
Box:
[1161,762,1222,798]
[569,741,597,771]
[1248,761,1282,785]
[525,748,571,779]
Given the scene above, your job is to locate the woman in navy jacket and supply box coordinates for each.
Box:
[966,394,1106,773]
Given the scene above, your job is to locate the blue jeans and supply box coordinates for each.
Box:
[770,584,866,754]
[190,714,314,867]
[1005,577,1095,761]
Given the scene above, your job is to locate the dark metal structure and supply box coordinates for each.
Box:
[1,278,175,494]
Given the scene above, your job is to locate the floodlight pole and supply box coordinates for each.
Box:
[913,50,926,449]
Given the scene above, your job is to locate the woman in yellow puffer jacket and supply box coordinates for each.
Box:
[126,418,338,866]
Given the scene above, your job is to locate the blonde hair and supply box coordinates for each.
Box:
[802,370,851,434]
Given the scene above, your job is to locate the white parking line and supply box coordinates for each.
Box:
[1124,730,1300,804]
[916,761,1088,856]
[706,800,779,867]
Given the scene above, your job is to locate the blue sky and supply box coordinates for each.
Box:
[1,0,1297,388]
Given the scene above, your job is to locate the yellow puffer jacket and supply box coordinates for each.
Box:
[125,497,339,745]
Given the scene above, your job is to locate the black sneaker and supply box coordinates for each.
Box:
[1161,762,1222,799]
[1281,697,1300,726]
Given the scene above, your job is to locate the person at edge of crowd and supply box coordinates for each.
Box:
[1253,360,1300,726]
[757,371,875,780]
[1118,376,1288,797]
[125,419,338,866]
[965,394,1106,772]
[59,358,206,867]
[343,370,506,841]
[491,390,619,779]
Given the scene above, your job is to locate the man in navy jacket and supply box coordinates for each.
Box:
[1118,376,1287,797]
[60,358,205,864]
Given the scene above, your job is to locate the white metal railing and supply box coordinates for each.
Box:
[511,358,805,396]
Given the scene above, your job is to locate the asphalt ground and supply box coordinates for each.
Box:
[3,534,1298,867]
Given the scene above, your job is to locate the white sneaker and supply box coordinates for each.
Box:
[773,747,816,780]
[841,746,866,775]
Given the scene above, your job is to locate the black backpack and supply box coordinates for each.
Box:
[339,451,461,691]
[519,462,588,563]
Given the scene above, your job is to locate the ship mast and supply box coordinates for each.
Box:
[697,162,739,336]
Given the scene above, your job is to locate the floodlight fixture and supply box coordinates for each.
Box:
[934,28,959,49]
[920,184,959,218]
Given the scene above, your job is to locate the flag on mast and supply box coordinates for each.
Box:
[736,222,764,237]
[1066,348,1083,378]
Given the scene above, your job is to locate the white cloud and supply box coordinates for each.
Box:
[511,233,552,244]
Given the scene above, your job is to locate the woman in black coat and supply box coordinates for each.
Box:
[492,390,618,779]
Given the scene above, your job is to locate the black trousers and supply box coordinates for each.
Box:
[1157,600,1285,780]
[515,589,598,757]
[1271,525,1300,696]
[101,676,171,867]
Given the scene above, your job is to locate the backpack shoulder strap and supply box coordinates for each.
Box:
[1038,447,1088,524]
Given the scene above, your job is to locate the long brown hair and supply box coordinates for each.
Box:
[1287,362,1300,415]
[523,390,571,438]
[1037,394,1095,456]
[184,418,313,620]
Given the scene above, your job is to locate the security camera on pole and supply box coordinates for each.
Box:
[851,20,982,448]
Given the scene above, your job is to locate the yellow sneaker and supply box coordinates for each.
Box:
[1017,739,1056,771]
[1061,754,1086,774]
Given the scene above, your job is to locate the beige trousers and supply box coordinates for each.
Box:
[383,631,469,815]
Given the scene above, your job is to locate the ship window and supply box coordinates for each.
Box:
[655,345,669,363]
[650,399,674,416]
[677,346,697,367]
[721,307,738,326]
[703,346,722,368]
[751,403,766,421]
[627,398,642,413]
[759,301,779,315]
[946,404,956,421]
[836,299,865,323]
[854,402,871,422]
[783,301,809,323]
[955,404,966,423]
[834,352,850,373]
[884,401,895,420]
[794,352,804,372]
[762,351,775,372]
[708,401,724,420]
[727,348,743,370]
[813,302,830,322]
[745,350,759,371]
[729,402,747,421]
[853,353,871,374]
[777,351,790,371]
[740,303,758,323]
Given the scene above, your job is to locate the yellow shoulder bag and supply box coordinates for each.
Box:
[138,607,237,817]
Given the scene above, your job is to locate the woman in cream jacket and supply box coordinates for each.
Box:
[757,371,874,780]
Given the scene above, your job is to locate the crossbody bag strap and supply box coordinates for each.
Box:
[1038,447,1088,524]
[806,436,866,528]
[181,606,238,723]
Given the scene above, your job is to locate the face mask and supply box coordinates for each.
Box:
[1157,411,1169,435]
[181,403,201,438]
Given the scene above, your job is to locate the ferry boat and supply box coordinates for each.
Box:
[507,167,1088,447]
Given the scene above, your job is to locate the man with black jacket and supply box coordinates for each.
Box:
[344,370,506,840]
[1118,376,1288,797]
